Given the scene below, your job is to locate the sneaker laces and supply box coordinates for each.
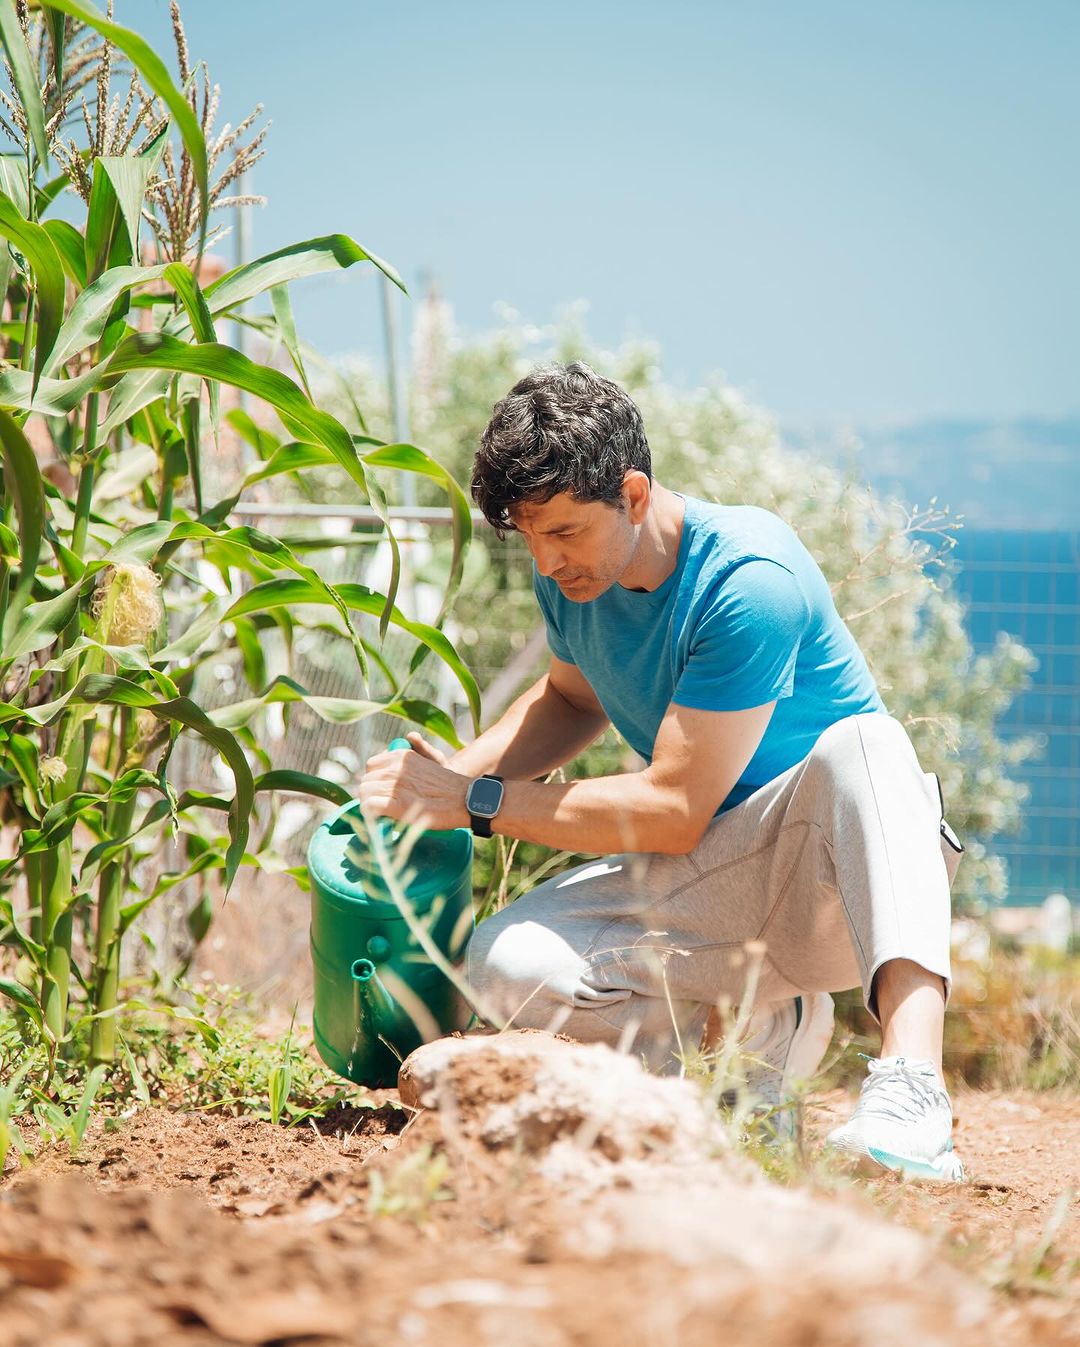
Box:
[853,1056,948,1126]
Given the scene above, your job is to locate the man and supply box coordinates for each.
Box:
[359,362,966,1181]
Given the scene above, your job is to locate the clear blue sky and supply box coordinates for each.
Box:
[123,1,1077,425]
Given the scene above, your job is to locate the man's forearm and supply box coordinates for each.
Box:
[448,674,608,781]
[489,770,698,856]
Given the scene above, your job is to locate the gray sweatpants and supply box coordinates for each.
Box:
[465,713,963,1072]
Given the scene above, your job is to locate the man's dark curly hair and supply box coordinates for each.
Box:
[471,361,652,532]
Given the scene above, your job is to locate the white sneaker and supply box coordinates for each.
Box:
[738,993,835,1136]
[826,1056,966,1182]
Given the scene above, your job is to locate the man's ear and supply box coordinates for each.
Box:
[623,469,651,524]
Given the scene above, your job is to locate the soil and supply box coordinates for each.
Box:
[1,1073,1076,1347]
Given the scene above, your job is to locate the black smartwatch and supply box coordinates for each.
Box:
[465,774,504,838]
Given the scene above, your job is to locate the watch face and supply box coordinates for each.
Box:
[467,776,503,818]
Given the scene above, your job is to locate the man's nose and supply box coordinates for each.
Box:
[532,539,564,577]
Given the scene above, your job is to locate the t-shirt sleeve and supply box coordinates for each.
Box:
[673,559,810,712]
[532,568,576,664]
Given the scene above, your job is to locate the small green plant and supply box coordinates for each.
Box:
[30,1061,107,1155]
[267,1009,297,1125]
[0,975,380,1169]
[0,1054,33,1172]
[367,1142,453,1224]
[990,1188,1077,1297]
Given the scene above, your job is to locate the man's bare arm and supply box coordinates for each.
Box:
[361,698,775,856]
[447,657,610,780]
[485,700,775,854]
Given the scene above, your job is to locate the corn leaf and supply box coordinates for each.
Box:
[41,218,88,286]
[44,7,66,93]
[206,233,404,312]
[0,3,48,168]
[0,154,28,216]
[251,769,351,806]
[0,408,44,640]
[207,674,461,748]
[269,282,311,397]
[0,191,66,388]
[98,133,166,262]
[106,332,368,494]
[101,235,398,433]
[225,578,481,726]
[165,260,220,470]
[0,976,44,1031]
[45,264,168,376]
[362,441,473,632]
[11,673,253,890]
[0,359,106,415]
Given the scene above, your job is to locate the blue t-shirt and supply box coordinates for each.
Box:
[533,495,885,812]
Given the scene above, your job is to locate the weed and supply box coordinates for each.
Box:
[0,976,376,1167]
[367,1143,453,1224]
[989,1188,1078,1297]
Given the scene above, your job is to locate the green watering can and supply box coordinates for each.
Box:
[307,739,474,1087]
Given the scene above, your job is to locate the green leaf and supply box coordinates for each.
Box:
[0,976,43,1030]
[44,263,168,376]
[70,1064,108,1148]
[225,579,481,726]
[0,407,45,640]
[33,674,253,890]
[118,1032,151,1107]
[269,283,311,397]
[268,1062,291,1126]
[0,3,49,169]
[106,333,367,492]
[41,218,88,287]
[224,407,280,459]
[0,359,105,415]
[43,0,208,254]
[207,674,461,747]
[151,593,230,664]
[232,615,266,690]
[362,442,473,630]
[101,235,399,433]
[84,153,154,280]
[252,769,350,807]
[164,261,216,344]
[0,191,66,388]
[44,8,66,96]
[185,892,213,944]
[165,259,220,460]
[98,132,167,265]
[207,234,404,312]
[0,154,29,216]
[1,576,83,662]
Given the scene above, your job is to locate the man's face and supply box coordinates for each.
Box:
[510,490,639,603]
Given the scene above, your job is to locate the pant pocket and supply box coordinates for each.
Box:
[929,772,965,887]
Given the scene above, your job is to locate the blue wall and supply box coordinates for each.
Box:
[950,531,1080,906]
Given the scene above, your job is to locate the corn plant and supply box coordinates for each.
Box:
[0,0,478,1073]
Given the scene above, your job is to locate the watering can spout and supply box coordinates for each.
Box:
[349,957,396,1049]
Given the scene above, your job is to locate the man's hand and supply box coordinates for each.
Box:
[358,732,470,831]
